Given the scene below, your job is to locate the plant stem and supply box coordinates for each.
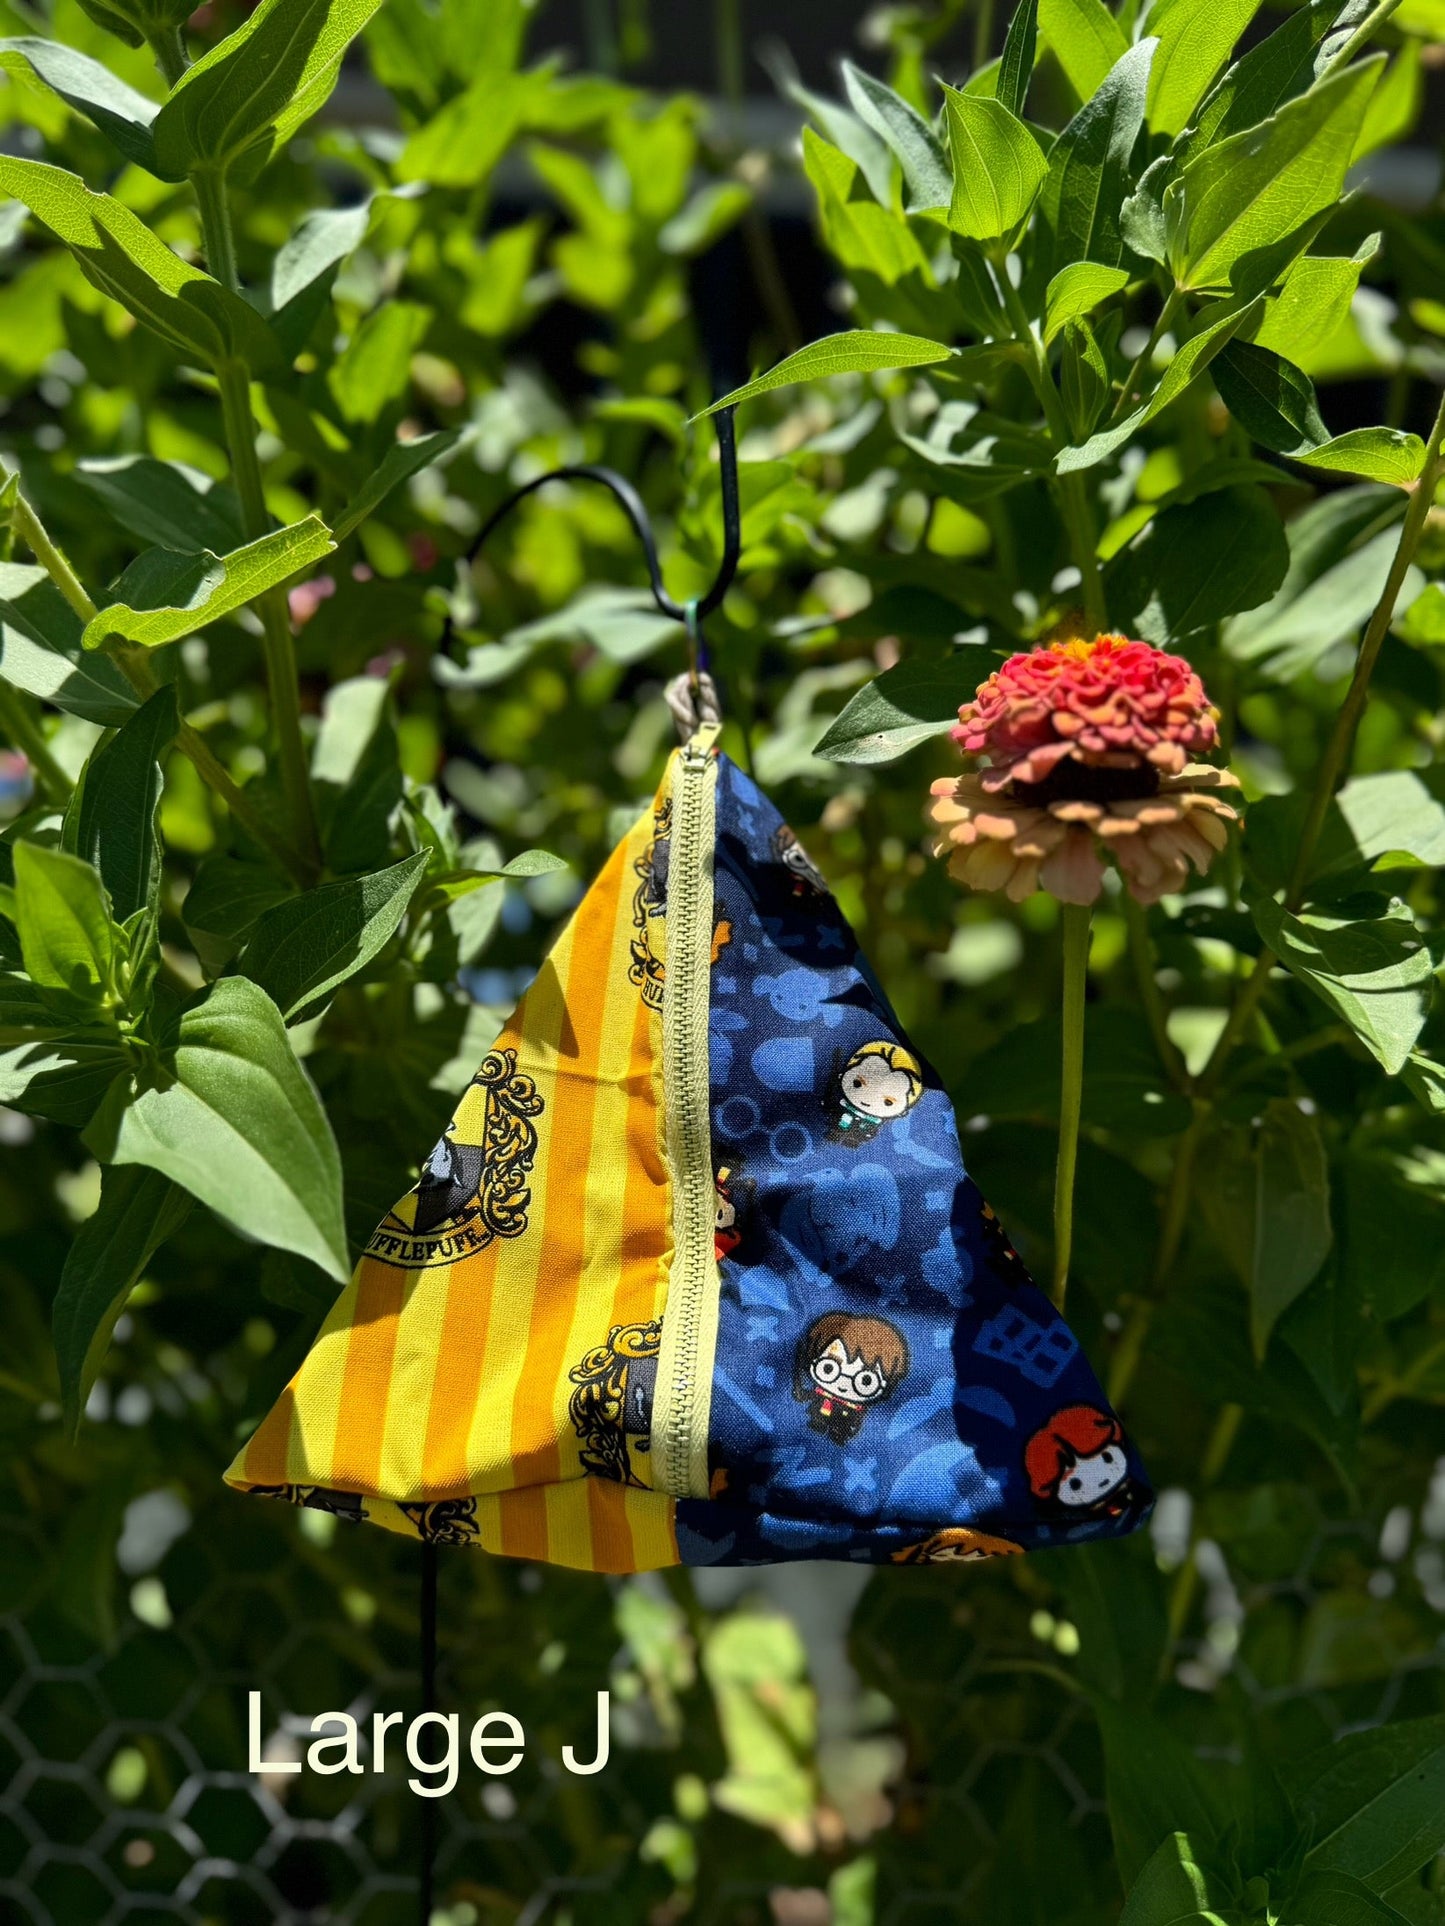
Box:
[193,170,239,291]
[1123,891,1189,1090]
[6,463,309,881]
[1193,385,1445,1099]
[990,257,1107,631]
[6,481,96,621]
[216,358,320,874]
[1319,0,1403,76]
[1058,473,1107,633]
[1110,286,1182,425]
[1052,902,1091,1311]
[1107,1107,1201,1407]
[0,684,72,803]
[146,23,188,84]
[1286,387,1445,906]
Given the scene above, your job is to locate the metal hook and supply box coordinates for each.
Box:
[440,405,740,651]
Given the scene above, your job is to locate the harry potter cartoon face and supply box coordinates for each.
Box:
[829,1041,924,1143]
[794,1312,909,1444]
[1025,1405,1133,1518]
[714,1168,741,1260]
[891,1526,1023,1565]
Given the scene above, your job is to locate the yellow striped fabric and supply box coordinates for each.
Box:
[224,771,683,1574]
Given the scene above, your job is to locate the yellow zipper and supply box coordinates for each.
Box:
[651,722,722,1500]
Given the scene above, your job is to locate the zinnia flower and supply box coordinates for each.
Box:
[929,634,1241,906]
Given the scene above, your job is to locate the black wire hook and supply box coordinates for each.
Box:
[440,406,740,651]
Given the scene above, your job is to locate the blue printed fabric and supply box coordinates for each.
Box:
[674,755,1152,1568]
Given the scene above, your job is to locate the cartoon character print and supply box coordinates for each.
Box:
[827,1040,924,1146]
[568,1319,662,1486]
[628,798,671,1010]
[794,1312,909,1444]
[1025,1405,1135,1521]
[400,1496,481,1545]
[250,1484,365,1524]
[891,1526,1023,1565]
[773,824,830,898]
[715,1166,743,1262]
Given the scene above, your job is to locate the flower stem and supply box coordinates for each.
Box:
[215,358,321,876]
[146,23,188,85]
[193,170,239,292]
[1058,473,1107,634]
[0,684,72,803]
[1052,901,1091,1311]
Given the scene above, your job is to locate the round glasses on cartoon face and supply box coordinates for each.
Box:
[1058,1444,1128,1508]
[809,1339,887,1403]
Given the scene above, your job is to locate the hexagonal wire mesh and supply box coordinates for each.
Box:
[3,1438,1445,1924]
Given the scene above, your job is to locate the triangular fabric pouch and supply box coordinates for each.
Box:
[227,730,1152,1570]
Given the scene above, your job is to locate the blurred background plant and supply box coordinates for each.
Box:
[1,0,1445,1919]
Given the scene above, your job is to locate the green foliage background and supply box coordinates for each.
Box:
[1,0,1445,1918]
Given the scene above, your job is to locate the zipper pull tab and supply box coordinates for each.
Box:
[683,721,721,766]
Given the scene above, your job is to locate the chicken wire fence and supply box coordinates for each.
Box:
[3,1451,1445,1926]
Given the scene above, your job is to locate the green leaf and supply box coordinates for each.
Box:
[312,675,402,873]
[397,63,556,189]
[1030,41,1156,295]
[1198,1098,1332,1360]
[997,0,1040,118]
[151,0,386,182]
[798,130,958,335]
[1060,317,1109,440]
[1097,1702,1232,1889]
[1291,1873,1413,1926]
[0,562,138,727]
[1223,485,1411,677]
[72,685,176,924]
[1043,262,1129,344]
[1057,297,1263,472]
[96,976,348,1282]
[0,37,159,171]
[13,841,115,1004]
[82,516,336,651]
[73,456,244,554]
[327,301,432,425]
[1249,892,1433,1077]
[1254,237,1379,371]
[183,856,295,972]
[0,157,280,372]
[333,428,461,543]
[1294,428,1426,486]
[1038,0,1129,100]
[841,61,951,213]
[1402,1051,1445,1115]
[53,1166,190,1436]
[1144,0,1262,137]
[268,198,371,352]
[237,850,428,1020]
[1212,340,1328,455]
[72,0,192,51]
[695,329,956,418]
[1289,1718,1445,1892]
[1183,0,1361,160]
[941,88,1049,243]
[814,657,981,764]
[1119,1832,1231,1926]
[0,1030,128,1125]
[1165,60,1383,294]
[1105,484,1290,640]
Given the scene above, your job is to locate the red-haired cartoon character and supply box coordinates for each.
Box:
[891,1526,1023,1565]
[1024,1405,1133,1519]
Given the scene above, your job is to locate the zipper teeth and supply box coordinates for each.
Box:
[659,738,716,1496]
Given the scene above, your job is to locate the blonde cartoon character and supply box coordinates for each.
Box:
[828,1040,924,1145]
